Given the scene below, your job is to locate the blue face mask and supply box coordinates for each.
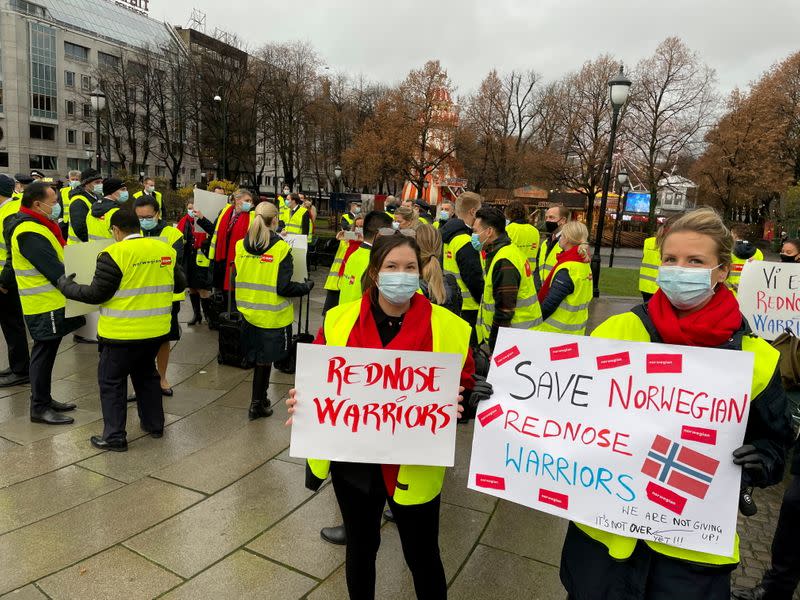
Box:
[241,201,253,212]
[440,211,450,221]
[187,209,196,219]
[139,217,158,231]
[118,191,129,203]
[378,272,419,305]
[470,232,483,251]
[656,265,720,311]
[93,184,104,196]
[69,180,80,189]
[47,203,61,221]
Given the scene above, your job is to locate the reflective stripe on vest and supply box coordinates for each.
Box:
[338,246,370,305]
[208,204,233,261]
[97,238,175,340]
[151,226,185,302]
[286,206,310,241]
[11,221,66,315]
[0,198,21,264]
[86,207,119,242]
[506,223,540,270]
[477,244,542,343]
[67,195,94,245]
[308,299,471,505]
[133,190,163,212]
[639,237,660,294]
[537,237,563,283]
[443,233,479,311]
[233,239,294,329]
[324,241,349,291]
[538,261,593,335]
[60,187,72,224]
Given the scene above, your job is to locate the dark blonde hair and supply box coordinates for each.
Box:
[662,207,733,268]
[394,206,419,230]
[247,201,277,247]
[415,224,446,304]
[560,221,590,260]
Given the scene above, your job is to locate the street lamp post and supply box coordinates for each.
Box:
[590,66,632,298]
[213,91,227,181]
[609,171,629,268]
[90,87,106,173]
[333,165,342,214]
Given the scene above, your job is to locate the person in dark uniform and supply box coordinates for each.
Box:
[58,208,187,451]
[176,200,214,325]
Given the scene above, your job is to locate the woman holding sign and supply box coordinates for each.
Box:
[560,207,792,600]
[286,233,490,600]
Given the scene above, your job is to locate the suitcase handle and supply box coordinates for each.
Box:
[228,262,236,314]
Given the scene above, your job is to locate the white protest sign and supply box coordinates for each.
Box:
[468,329,753,556]
[283,233,308,282]
[738,260,800,340]
[290,343,463,466]
[64,239,114,317]
[192,189,228,228]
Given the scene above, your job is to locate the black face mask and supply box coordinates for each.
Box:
[545,221,559,234]
[780,254,797,263]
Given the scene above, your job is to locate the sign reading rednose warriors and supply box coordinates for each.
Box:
[468,329,753,556]
[290,344,463,466]
[738,260,800,340]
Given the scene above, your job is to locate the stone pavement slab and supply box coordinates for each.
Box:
[36,545,182,600]
[0,436,19,452]
[0,408,103,444]
[0,585,48,600]
[159,385,227,416]
[442,422,498,514]
[481,500,568,567]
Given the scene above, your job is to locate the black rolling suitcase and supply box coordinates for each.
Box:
[274,292,314,374]
[217,266,253,369]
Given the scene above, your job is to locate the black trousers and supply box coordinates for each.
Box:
[30,337,61,413]
[462,309,478,347]
[331,467,446,600]
[761,475,800,600]
[98,341,163,442]
[561,523,732,600]
[0,288,30,374]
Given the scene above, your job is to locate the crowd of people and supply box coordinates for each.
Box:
[0,170,797,600]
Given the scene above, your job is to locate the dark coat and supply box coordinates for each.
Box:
[439,217,483,306]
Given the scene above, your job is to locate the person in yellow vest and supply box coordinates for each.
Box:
[537,220,592,335]
[299,193,316,243]
[177,200,215,325]
[284,192,311,241]
[234,202,313,420]
[472,207,543,352]
[413,199,433,225]
[336,211,394,307]
[323,203,364,315]
[86,178,129,241]
[59,170,81,239]
[441,191,484,344]
[208,189,253,309]
[727,227,765,295]
[132,177,163,214]
[384,195,399,220]
[133,195,185,397]
[340,200,360,231]
[0,175,30,387]
[285,232,489,598]
[277,185,291,229]
[505,199,540,271]
[433,200,453,230]
[12,173,34,201]
[535,204,569,288]
[67,168,103,245]
[393,206,420,231]
[558,207,791,600]
[639,235,661,302]
[2,182,85,424]
[58,208,186,451]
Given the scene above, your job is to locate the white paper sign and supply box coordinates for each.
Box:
[283,233,308,282]
[468,329,753,556]
[192,189,228,228]
[64,239,114,317]
[290,343,463,466]
[738,260,800,340]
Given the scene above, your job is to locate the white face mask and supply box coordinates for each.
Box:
[657,265,721,310]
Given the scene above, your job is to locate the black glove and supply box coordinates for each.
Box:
[305,278,315,293]
[732,444,769,487]
[468,374,494,407]
[57,273,76,291]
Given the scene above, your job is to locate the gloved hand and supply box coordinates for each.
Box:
[732,444,769,487]
[468,374,494,407]
[57,273,76,291]
[305,278,315,293]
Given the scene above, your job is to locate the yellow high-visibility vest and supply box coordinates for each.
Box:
[86,207,119,241]
[538,260,592,335]
[233,238,294,329]
[307,299,471,505]
[133,189,163,213]
[727,249,764,295]
[0,198,21,268]
[67,193,94,245]
[286,206,313,243]
[60,187,72,224]
[537,235,563,284]
[443,233,479,311]
[639,236,660,294]
[208,204,233,261]
[11,221,66,316]
[324,241,349,291]
[150,225,185,302]
[506,222,540,271]
[338,246,370,304]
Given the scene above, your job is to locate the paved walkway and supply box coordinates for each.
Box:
[0,273,792,599]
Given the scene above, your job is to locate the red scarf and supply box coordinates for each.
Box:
[537,245,586,302]
[177,214,207,250]
[20,207,66,247]
[647,286,742,347]
[214,207,250,290]
[337,240,364,277]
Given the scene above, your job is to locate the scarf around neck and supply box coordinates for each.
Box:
[20,206,66,247]
[537,245,586,301]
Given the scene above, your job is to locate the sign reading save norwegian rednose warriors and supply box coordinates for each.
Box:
[468,329,754,556]
[738,260,800,341]
[289,344,463,466]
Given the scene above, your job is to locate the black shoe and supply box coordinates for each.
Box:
[127,394,137,402]
[30,408,74,425]
[383,508,395,523]
[188,313,202,326]
[320,525,347,546]
[73,335,98,344]
[0,367,13,377]
[49,399,77,412]
[0,372,30,388]
[731,585,766,600]
[90,435,128,452]
[149,430,163,439]
[739,486,758,516]
[161,388,174,397]
[248,398,273,420]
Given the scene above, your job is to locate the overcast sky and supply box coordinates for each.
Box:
[152,0,799,95]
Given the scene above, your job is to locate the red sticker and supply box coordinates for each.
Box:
[596,351,630,370]
[550,343,579,361]
[647,354,682,374]
[477,404,504,427]
[260,254,274,263]
[538,488,569,509]
[494,345,521,367]
[475,474,505,490]
[646,481,687,515]
[681,425,718,446]
[160,256,172,267]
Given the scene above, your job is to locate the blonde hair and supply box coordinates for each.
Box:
[456,192,482,219]
[560,221,590,260]
[662,207,733,268]
[232,188,253,203]
[247,201,278,248]
[394,206,419,230]
[416,224,446,304]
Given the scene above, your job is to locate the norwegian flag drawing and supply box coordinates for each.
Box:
[641,435,720,499]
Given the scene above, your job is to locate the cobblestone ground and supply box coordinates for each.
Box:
[0,284,793,599]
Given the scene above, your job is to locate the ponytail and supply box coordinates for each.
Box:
[248,201,277,248]
[422,255,446,305]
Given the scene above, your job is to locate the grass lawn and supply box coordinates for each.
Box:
[598,267,640,297]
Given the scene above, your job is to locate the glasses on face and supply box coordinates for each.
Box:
[378,228,416,238]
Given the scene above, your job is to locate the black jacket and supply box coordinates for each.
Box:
[421,273,462,316]
[482,233,521,350]
[733,240,759,261]
[58,236,188,343]
[540,269,574,321]
[240,232,311,299]
[67,185,98,243]
[91,197,121,220]
[439,217,483,306]
[2,213,85,340]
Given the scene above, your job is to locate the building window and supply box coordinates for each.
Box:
[190,169,197,181]
[0,152,8,168]
[30,124,55,140]
[0,47,4,113]
[29,155,57,170]
[65,99,75,115]
[30,23,57,119]
[66,129,76,144]
[83,131,92,146]
[156,166,166,178]
[64,70,74,88]
[98,52,120,68]
[83,103,92,118]
[80,74,91,92]
[10,0,47,17]
[67,158,90,171]
[64,41,89,62]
